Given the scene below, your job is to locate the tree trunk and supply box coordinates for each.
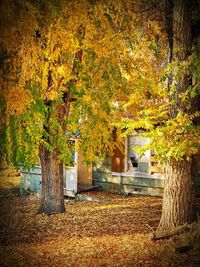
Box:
[36,35,83,215]
[157,158,196,232]
[37,143,65,215]
[156,0,196,233]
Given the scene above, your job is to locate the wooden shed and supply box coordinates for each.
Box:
[93,133,200,197]
[20,135,200,197]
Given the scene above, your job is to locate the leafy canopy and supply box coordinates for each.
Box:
[2,0,189,168]
[1,0,160,166]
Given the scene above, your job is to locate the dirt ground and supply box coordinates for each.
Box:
[0,169,200,267]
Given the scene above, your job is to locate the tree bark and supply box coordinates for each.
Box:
[37,143,65,215]
[156,0,196,233]
[157,158,196,232]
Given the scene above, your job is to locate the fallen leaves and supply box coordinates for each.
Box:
[0,173,200,267]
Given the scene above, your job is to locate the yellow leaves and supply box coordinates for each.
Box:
[57,66,66,76]
[147,109,200,162]
[176,111,190,126]
[41,62,49,93]
[1,0,170,167]
[46,90,59,101]
[82,95,93,106]
[6,85,32,115]
[2,0,166,113]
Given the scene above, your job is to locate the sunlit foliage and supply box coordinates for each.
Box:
[0,0,169,168]
[118,40,200,162]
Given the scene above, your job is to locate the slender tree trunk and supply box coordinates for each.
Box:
[37,143,65,215]
[156,0,196,233]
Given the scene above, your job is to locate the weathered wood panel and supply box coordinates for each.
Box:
[78,151,92,185]
[111,145,125,173]
[149,156,165,175]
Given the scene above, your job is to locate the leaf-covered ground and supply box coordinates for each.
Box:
[0,170,200,267]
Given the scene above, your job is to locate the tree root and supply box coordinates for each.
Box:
[151,223,191,240]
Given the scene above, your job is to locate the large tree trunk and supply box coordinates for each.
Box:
[157,158,196,232]
[37,143,65,215]
[156,0,196,234]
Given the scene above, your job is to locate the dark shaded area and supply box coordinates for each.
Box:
[130,156,138,168]
[0,186,20,198]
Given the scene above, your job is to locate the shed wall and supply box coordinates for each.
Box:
[93,158,200,197]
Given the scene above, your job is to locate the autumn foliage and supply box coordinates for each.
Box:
[0,0,170,168]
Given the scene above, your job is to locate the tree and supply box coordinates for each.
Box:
[1,0,162,214]
[0,0,168,216]
[156,0,200,234]
[119,0,200,235]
